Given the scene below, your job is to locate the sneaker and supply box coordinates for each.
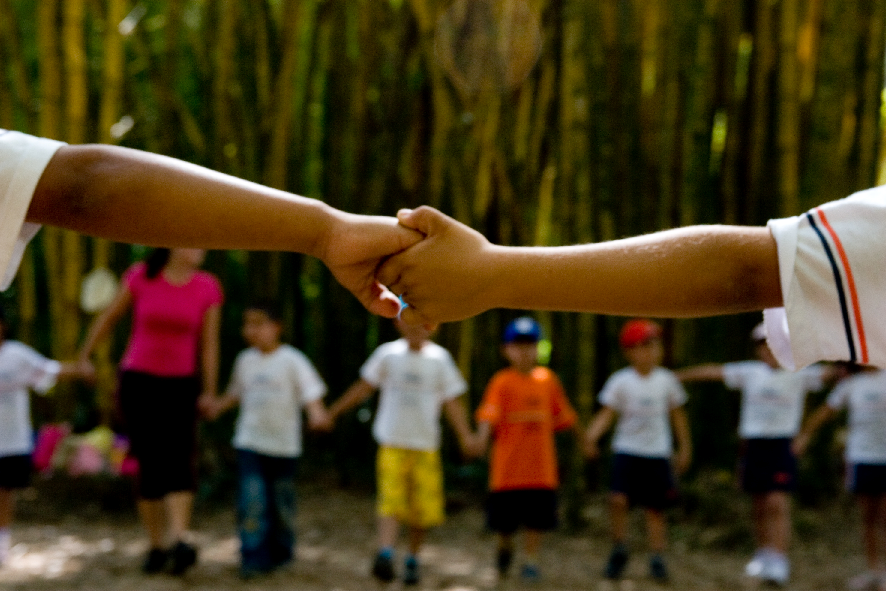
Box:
[744,550,768,579]
[649,554,669,583]
[169,541,197,576]
[520,563,541,583]
[142,547,169,574]
[403,556,420,586]
[762,552,789,587]
[372,551,395,583]
[604,544,629,580]
[496,547,514,578]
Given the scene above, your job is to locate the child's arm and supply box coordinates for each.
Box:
[792,404,838,456]
[441,395,476,457]
[326,379,376,423]
[305,399,333,432]
[670,406,693,475]
[378,206,781,324]
[205,392,241,420]
[674,364,726,383]
[474,421,493,456]
[29,145,422,318]
[583,406,617,459]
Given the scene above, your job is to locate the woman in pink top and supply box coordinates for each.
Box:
[78,247,223,576]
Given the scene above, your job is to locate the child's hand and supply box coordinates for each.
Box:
[197,392,220,419]
[376,207,501,324]
[319,211,423,318]
[307,409,333,432]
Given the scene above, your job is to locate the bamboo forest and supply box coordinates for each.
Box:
[1,0,886,589]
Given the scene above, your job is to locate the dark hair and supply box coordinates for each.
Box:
[245,301,284,324]
[144,248,171,279]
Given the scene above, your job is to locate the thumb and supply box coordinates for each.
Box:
[396,206,448,237]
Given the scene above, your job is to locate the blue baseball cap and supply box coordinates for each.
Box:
[503,316,542,343]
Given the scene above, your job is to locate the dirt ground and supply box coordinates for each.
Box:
[0,476,872,591]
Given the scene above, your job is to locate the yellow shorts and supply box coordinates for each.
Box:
[376,446,445,528]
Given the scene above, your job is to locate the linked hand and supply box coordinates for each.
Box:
[377,207,499,324]
[320,212,423,318]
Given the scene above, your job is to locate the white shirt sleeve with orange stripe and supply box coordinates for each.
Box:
[764,187,886,370]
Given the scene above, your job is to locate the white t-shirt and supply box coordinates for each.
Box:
[765,187,886,370]
[0,340,61,457]
[361,339,467,451]
[0,130,66,290]
[723,361,825,439]
[229,344,327,458]
[598,366,688,458]
[826,370,886,464]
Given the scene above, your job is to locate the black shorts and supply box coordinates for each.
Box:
[610,453,678,510]
[739,438,797,494]
[0,454,33,489]
[847,464,886,496]
[118,370,201,500]
[486,489,558,534]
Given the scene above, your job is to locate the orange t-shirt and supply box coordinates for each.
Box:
[475,367,577,491]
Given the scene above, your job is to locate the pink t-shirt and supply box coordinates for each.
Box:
[120,262,224,377]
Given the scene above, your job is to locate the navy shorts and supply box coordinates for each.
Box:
[738,438,797,494]
[486,489,558,534]
[610,453,678,510]
[846,464,886,496]
[0,454,33,489]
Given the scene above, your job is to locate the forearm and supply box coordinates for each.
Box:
[675,364,725,383]
[585,407,616,444]
[328,380,374,419]
[485,226,781,317]
[443,397,473,442]
[671,409,692,454]
[29,145,337,256]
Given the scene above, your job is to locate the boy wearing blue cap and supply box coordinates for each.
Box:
[474,316,578,582]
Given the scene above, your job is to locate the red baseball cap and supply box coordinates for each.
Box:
[619,319,662,348]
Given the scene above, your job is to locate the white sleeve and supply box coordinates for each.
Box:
[0,131,66,290]
[667,373,688,408]
[359,346,385,387]
[598,373,621,409]
[722,362,749,390]
[825,381,849,410]
[291,350,327,404]
[11,342,61,394]
[765,188,886,369]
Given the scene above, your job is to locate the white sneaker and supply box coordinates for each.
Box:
[744,550,768,579]
[762,552,790,587]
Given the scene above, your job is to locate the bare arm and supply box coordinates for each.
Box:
[327,379,376,422]
[583,406,618,459]
[675,364,726,383]
[77,284,132,362]
[670,406,693,475]
[29,145,422,318]
[196,305,222,415]
[442,395,475,456]
[304,398,333,432]
[378,206,782,324]
[793,404,838,456]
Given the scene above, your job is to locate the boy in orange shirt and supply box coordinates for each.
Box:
[475,316,579,582]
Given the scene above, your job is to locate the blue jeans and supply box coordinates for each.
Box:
[237,449,298,571]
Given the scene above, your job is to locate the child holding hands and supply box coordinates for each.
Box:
[328,319,474,586]
[584,319,691,583]
[208,303,330,579]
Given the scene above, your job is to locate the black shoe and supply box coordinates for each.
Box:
[142,547,169,574]
[604,544,629,580]
[403,556,420,586]
[169,541,197,575]
[372,552,395,583]
[496,547,514,578]
[650,554,669,583]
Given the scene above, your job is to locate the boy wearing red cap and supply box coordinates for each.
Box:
[584,319,691,583]
[474,316,579,583]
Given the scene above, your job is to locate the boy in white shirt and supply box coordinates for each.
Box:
[677,323,833,586]
[0,305,90,566]
[794,367,886,591]
[209,303,330,580]
[328,319,474,587]
[584,319,691,584]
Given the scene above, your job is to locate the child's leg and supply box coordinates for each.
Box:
[237,450,272,573]
[859,494,882,571]
[137,499,168,548]
[268,457,298,567]
[407,526,426,556]
[524,529,542,563]
[644,508,667,553]
[761,491,791,554]
[0,487,13,529]
[164,491,194,543]
[610,492,630,543]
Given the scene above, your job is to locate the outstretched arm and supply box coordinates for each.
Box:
[583,406,618,459]
[378,206,782,324]
[442,396,476,458]
[675,364,726,383]
[792,404,838,456]
[29,145,423,318]
[327,379,376,422]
